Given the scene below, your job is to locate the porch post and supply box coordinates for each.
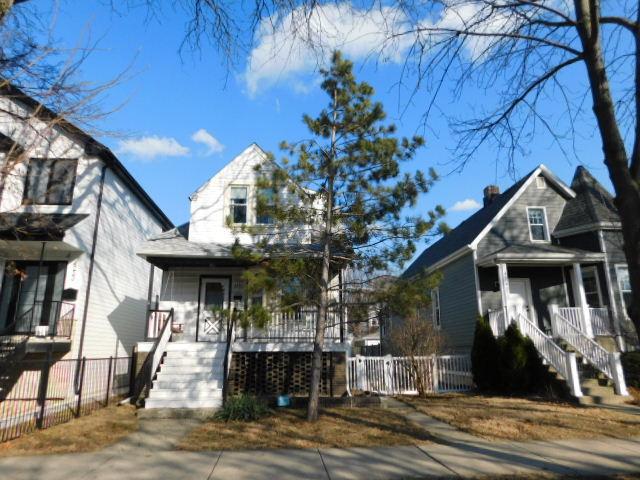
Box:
[497,263,510,328]
[572,263,594,338]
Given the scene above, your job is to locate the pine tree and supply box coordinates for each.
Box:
[238,51,445,421]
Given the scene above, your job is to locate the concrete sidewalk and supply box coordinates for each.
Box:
[1,436,639,479]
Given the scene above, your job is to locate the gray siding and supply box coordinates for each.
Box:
[477,177,568,257]
[438,252,479,352]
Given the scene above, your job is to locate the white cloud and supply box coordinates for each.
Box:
[191,128,225,156]
[451,198,482,212]
[117,136,189,160]
[244,3,414,96]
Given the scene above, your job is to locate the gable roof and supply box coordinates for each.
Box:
[190,143,269,199]
[0,82,173,230]
[555,166,620,234]
[402,164,575,278]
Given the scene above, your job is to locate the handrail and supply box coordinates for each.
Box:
[551,307,628,396]
[10,301,75,337]
[131,308,174,405]
[514,312,582,397]
[222,309,236,403]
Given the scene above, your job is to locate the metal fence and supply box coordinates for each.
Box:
[347,354,473,395]
[0,356,133,443]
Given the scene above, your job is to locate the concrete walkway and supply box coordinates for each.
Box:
[1,434,639,479]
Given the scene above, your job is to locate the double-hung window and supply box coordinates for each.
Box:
[527,207,549,242]
[256,187,275,225]
[23,158,77,205]
[230,186,248,224]
[581,266,602,307]
[431,288,441,329]
[616,265,632,315]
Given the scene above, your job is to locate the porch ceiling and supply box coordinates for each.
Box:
[477,244,604,267]
[0,239,84,261]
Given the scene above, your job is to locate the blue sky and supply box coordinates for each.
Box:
[30,1,617,252]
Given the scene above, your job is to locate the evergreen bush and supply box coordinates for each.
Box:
[471,317,501,390]
[622,351,640,388]
[215,394,270,422]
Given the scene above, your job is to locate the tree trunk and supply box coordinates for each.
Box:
[574,0,640,339]
[307,89,338,422]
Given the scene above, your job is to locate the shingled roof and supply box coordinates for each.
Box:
[555,166,619,233]
[402,169,535,278]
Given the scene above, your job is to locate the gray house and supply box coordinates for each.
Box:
[399,164,635,401]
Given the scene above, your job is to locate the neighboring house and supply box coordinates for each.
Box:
[136,144,349,409]
[0,84,172,364]
[398,164,634,402]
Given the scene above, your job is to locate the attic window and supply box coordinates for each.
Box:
[230,186,247,224]
[536,176,547,189]
[527,207,549,241]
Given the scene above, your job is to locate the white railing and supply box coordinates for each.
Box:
[590,308,613,336]
[243,308,342,341]
[488,308,507,336]
[514,312,583,397]
[557,306,613,337]
[346,354,473,396]
[146,309,173,339]
[550,307,628,396]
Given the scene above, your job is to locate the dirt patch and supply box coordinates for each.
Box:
[629,387,640,406]
[401,394,640,442]
[0,405,138,456]
[178,407,432,450]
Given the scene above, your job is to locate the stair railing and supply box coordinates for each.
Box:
[549,305,628,396]
[131,308,174,404]
[513,312,583,397]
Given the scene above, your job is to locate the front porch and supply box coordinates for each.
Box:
[477,246,617,341]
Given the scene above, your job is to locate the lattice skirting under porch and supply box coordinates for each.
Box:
[228,352,346,397]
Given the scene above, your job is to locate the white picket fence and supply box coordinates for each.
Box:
[346,354,473,395]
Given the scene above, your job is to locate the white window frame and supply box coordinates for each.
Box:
[526,206,550,242]
[536,176,547,189]
[581,265,603,307]
[431,288,441,329]
[229,185,249,225]
[615,264,631,318]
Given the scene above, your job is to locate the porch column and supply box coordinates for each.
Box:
[572,263,594,338]
[497,263,510,329]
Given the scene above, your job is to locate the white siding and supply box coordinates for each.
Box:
[79,169,165,358]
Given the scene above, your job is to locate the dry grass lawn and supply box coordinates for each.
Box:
[630,387,640,406]
[401,394,640,442]
[0,405,138,457]
[178,407,432,451]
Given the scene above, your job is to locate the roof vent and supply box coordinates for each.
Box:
[483,185,500,207]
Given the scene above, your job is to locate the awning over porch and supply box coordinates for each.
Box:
[0,213,88,241]
[477,244,604,267]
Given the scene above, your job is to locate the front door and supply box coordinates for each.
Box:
[0,261,66,334]
[508,278,535,323]
[197,277,230,342]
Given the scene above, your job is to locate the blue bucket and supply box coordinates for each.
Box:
[277,394,291,407]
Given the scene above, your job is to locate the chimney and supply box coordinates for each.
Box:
[483,185,500,207]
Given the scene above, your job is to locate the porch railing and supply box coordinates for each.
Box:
[550,306,628,396]
[146,309,174,339]
[241,308,342,342]
[557,306,614,337]
[12,301,74,338]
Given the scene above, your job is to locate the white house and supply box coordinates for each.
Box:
[0,84,172,362]
[136,144,349,409]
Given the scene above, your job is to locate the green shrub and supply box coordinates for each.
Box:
[622,351,640,388]
[215,394,270,422]
[472,319,551,394]
[471,317,501,391]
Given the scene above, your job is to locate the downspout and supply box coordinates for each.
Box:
[76,165,107,363]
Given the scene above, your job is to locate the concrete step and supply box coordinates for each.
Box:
[148,389,223,401]
[578,394,630,406]
[581,377,613,388]
[155,371,221,382]
[145,398,223,409]
[166,342,225,352]
[581,385,617,397]
[153,379,223,390]
[160,357,225,367]
[158,365,223,374]
[164,350,225,360]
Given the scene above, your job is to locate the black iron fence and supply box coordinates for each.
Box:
[13,301,75,338]
[0,356,133,443]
